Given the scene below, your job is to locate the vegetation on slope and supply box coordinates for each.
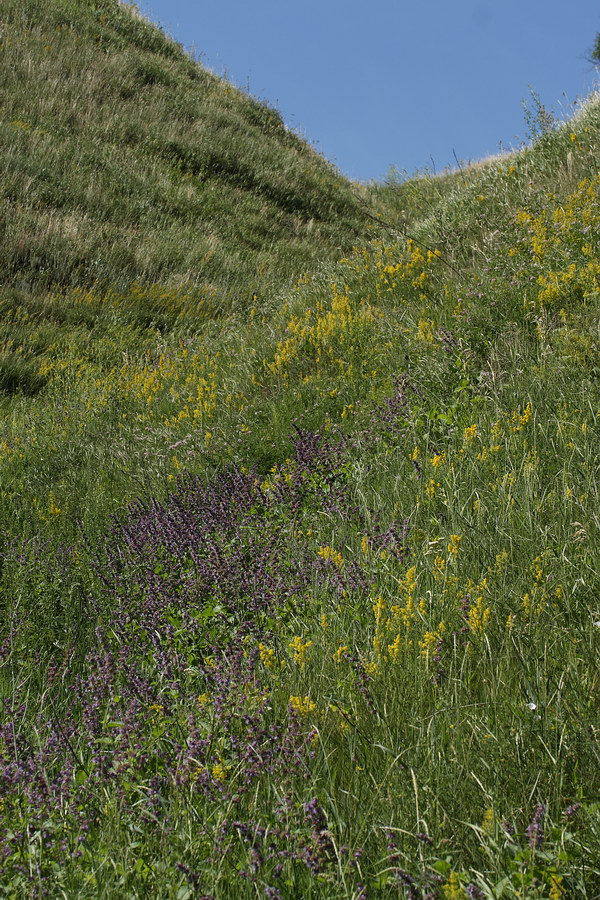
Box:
[1,3,599,897]
[0,0,370,395]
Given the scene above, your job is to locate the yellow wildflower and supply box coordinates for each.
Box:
[333,645,349,663]
[48,493,61,516]
[289,695,317,716]
[425,479,439,499]
[363,660,378,677]
[212,762,227,782]
[433,555,446,579]
[417,319,435,342]
[442,872,465,900]
[468,596,490,633]
[447,534,462,558]
[387,634,401,660]
[520,402,532,427]
[289,636,313,666]
[549,875,564,899]
[258,644,276,667]
[318,545,344,568]
[373,595,385,625]
[481,808,495,834]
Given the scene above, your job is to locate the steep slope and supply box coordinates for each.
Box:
[0,0,372,397]
[1,0,367,299]
[1,4,600,896]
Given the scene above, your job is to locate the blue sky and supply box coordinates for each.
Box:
[135,0,600,183]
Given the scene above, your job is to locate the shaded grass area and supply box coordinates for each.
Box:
[0,3,600,896]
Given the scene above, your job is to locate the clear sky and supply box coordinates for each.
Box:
[134,0,600,183]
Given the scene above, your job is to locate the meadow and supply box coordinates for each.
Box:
[0,1,599,897]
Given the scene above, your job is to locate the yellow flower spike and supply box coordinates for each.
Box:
[419,623,445,658]
[468,597,491,634]
[431,452,446,468]
[333,645,349,663]
[531,556,544,584]
[434,555,446,576]
[494,550,509,573]
[387,634,401,661]
[372,595,385,625]
[417,319,435,342]
[211,762,227,782]
[48,493,61,517]
[197,693,210,707]
[320,613,330,629]
[425,479,439,499]
[318,545,344,568]
[403,566,417,592]
[399,596,415,628]
[289,695,317,716]
[463,424,478,443]
[410,446,420,461]
[289,636,313,667]
[258,644,276,668]
[447,534,462,558]
[481,808,495,834]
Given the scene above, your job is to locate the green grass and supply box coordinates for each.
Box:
[0,2,599,897]
[0,0,371,387]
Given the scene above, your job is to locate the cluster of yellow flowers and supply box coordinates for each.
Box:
[289,695,317,716]
[317,545,344,568]
[289,635,313,667]
[268,282,379,380]
[514,176,600,310]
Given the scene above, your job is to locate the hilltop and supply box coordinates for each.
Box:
[1,0,368,299]
[0,2,599,898]
[0,0,371,394]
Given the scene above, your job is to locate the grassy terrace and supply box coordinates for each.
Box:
[0,1,599,897]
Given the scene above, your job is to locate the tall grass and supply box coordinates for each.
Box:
[0,2,599,897]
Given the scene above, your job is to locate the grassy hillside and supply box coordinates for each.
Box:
[1,3,600,898]
[0,0,370,395]
[0,0,375,541]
